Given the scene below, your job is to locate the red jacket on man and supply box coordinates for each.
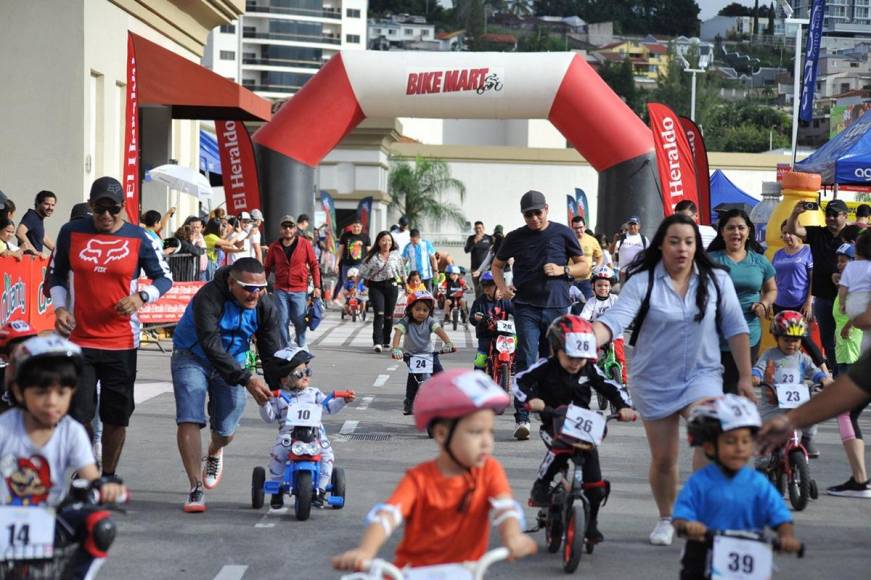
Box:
[265,237,321,292]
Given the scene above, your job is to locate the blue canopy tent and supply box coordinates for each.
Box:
[710,169,759,213]
[795,108,871,183]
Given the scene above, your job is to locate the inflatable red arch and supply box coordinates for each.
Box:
[253,51,661,236]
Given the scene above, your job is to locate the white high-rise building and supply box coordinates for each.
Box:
[794,0,871,34]
[203,0,367,100]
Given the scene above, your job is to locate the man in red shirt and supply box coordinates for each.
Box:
[264,215,321,348]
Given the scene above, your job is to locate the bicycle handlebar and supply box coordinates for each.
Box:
[348,547,510,580]
[676,529,805,558]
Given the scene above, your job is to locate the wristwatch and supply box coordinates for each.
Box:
[564,265,571,278]
[138,290,149,304]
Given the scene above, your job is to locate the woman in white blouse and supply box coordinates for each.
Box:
[360,231,406,353]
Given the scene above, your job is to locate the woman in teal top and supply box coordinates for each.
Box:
[708,209,777,394]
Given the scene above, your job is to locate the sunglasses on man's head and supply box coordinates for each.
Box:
[291,366,313,379]
[232,277,266,293]
[93,205,122,216]
[523,209,543,219]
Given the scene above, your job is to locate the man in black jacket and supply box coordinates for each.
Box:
[464,220,493,298]
[171,258,280,512]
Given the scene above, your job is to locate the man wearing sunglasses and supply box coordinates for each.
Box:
[491,190,588,440]
[47,176,173,481]
[171,257,281,512]
[787,198,862,371]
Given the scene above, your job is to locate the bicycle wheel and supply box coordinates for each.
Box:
[787,450,810,511]
[500,363,511,392]
[251,466,265,509]
[546,506,563,553]
[452,308,458,331]
[294,471,313,521]
[563,504,587,573]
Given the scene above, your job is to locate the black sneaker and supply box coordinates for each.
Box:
[312,489,326,508]
[826,477,871,498]
[183,483,206,513]
[802,437,820,459]
[403,399,413,415]
[270,494,284,509]
[586,520,604,544]
[529,480,551,506]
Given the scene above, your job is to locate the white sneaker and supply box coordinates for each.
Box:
[202,449,224,490]
[513,422,531,440]
[373,344,383,353]
[649,518,674,546]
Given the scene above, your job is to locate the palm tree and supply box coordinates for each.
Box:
[388,156,467,230]
[507,0,532,17]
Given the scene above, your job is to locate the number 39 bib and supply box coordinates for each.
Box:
[711,535,772,580]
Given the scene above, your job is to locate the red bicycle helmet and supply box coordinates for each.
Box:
[413,368,509,431]
[546,314,598,360]
[0,320,38,354]
[405,290,436,317]
[770,310,807,338]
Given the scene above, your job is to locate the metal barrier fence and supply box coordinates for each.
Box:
[167,253,199,282]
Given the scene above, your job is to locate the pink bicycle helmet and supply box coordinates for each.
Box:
[405,290,436,317]
[413,368,509,431]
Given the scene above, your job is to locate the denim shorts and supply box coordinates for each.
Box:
[171,348,247,436]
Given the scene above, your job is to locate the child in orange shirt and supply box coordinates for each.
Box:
[405,270,425,298]
[332,369,536,571]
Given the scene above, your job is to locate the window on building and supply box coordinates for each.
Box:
[841,83,851,93]
[346,8,361,17]
[422,29,430,37]
[404,28,413,35]
[220,50,236,60]
[388,29,396,35]
[243,26,256,36]
[813,119,820,128]
[219,24,236,34]
[346,34,361,43]
[851,62,859,68]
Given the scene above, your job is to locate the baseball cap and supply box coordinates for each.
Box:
[279,214,296,226]
[250,209,263,220]
[89,176,124,204]
[520,190,546,213]
[239,211,252,220]
[494,224,504,236]
[826,199,849,214]
[836,243,856,259]
[627,215,640,224]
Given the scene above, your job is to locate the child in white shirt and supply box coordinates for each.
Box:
[839,233,871,352]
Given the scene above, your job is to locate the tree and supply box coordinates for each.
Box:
[598,59,641,113]
[387,157,467,230]
[753,0,760,35]
[719,2,753,16]
[767,2,775,35]
[507,0,533,17]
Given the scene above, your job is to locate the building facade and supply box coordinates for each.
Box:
[203,0,367,100]
[368,14,434,49]
[794,0,871,35]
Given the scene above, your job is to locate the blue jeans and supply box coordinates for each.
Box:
[275,289,309,348]
[171,349,247,437]
[513,303,568,422]
[813,297,836,371]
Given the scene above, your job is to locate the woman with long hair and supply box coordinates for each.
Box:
[203,218,244,280]
[360,231,406,352]
[590,214,753,546]
[708,209,778,394]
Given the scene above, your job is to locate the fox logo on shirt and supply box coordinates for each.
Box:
[78,239,131,272]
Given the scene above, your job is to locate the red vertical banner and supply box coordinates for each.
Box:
[679,116,711,225]
[122,32,140,225]
[215,120,262,214]
[647,103,698,216]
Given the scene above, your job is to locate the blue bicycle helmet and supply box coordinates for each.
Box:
[446,264,461,275]
[480,271,495,284]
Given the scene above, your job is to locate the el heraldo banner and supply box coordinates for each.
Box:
[216,120,262,214]
[647,103,698,216]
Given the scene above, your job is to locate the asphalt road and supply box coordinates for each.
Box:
[101,316,871,580]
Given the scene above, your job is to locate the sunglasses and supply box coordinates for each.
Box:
[291,367,313,379]
[232,277,266,293]
[523,209,543,219]
[93,205,122,216]
[825,212,842,218]
[281,223,296,229]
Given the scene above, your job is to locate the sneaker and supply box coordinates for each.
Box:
[586,520,604,544]
[312,489,326,508]
[184,483,206,513]
[649,518,674,546]
[403,399,413,415]
[826,477,871,498]
[373,344,383,353]
[513,422,531,441]
[529,480,551,506]
[270,494,284,509]
[802,437,820,459]
[202,449,224,490]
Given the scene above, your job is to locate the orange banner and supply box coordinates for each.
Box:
[138,281,204,324]
[1,256,55,332]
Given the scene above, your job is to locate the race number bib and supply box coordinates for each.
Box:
[405,563,473,580]
[409,354,434,374]
[495,335,516,354]
[715,397,761,432]
[564,332,597,359]
[496,320,515,334]
[0,507,55,561]
[285,403,323,428]
[455,372,504,408]
[711,536,773,580]
[561,405,606,445]
[774,384,810,409]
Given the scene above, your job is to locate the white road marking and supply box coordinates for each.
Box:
[386,366,398,371]
[134,382,173,404]
[340,420,359,434]
[213,565,248,580]
[355,396,374,410]
[373,374,390,387]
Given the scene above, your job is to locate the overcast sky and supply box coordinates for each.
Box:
[698,0,760,20]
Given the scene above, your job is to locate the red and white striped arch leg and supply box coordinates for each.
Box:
[253,51,662,234]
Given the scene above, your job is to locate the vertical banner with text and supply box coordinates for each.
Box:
[566,195,578,225]
[679,116,712,225]
[320,191,338,253]
[648,103,698,216]
[575,188,590,229]
[122,32,139,225]
[800,0,826,122]
[215,120,262,214]
[355,196,373,234]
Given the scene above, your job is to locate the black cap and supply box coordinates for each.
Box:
[826,199,849,214]
[89,176,124,204]
[520,190,546,213]
[70,202,93,220]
